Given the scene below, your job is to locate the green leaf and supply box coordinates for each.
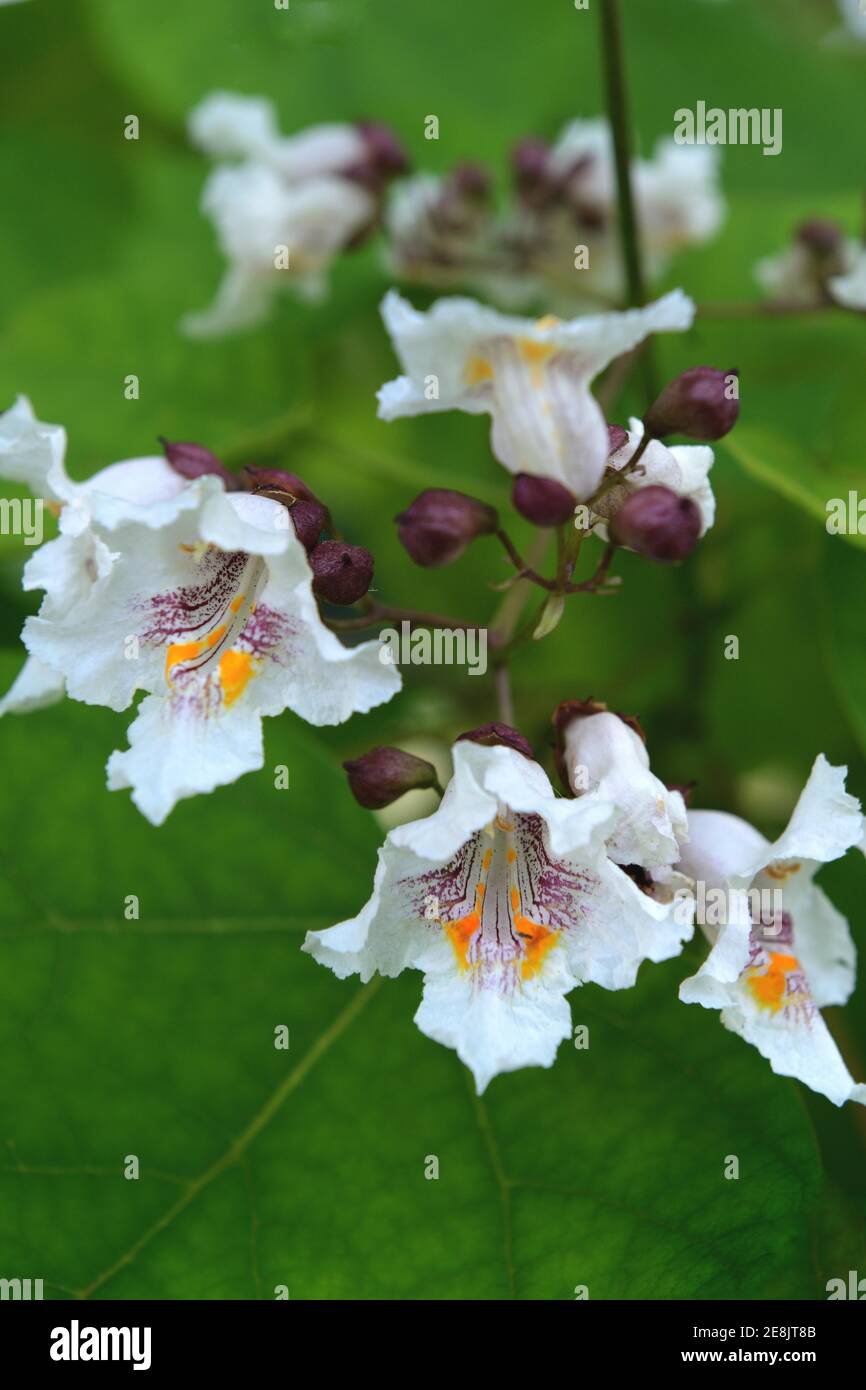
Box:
[822,535,866,756]
[722,427,866,551]
[0,680,825,1299]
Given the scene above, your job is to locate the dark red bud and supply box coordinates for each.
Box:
[350,121,410,190]
[240,465,320,505]
[343,746,438,810]
[456,722,535,760]
[643,366,740,442]
[396,488,498,568]
[511,137,551,186]
[159,437,241,490]
[511,473,576,527]
[446,161,491,202]
[796,218,843,257]
[309,540,374,605]
[288,498,328,552]
[610,486,702,563]
[607,423,629,455]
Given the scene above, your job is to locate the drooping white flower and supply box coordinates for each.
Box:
[376,289,695,500]
[0,398,400,824]
[828,249,866,311]
[678,755,866,1107]
[596,417,715,535]
[554,702,689,869]
[184,93,406,336]
[304,731,693,1092]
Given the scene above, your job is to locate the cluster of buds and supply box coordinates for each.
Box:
[755,215,866,312]
[161,438,374,605]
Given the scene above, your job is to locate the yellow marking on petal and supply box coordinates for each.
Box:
[205,624,228,648]
[219,650,255,707]
[481,848,493,872]
[535,314,561,330]
[764,862,801,881]
[516,916,558,980]
[446,910,480,971]
[495,814,514,833]
[746,952,800,1012]
[165,639,205,683]
[465,354,494,386]
[230,594,245,614]
[507,847,517,864]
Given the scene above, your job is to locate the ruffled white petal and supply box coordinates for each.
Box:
[0,395,69,498]
[0,656,66,716]
[828,249,866,310]
[188,92,281,160]
[377,289,695,497]
[562,710,688,868]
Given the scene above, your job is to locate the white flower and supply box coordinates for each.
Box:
[1,399,400,825]
[184,93,379,336]
[597,417,715,534]
[548,119,724,278]
[304,735,692,1092]
[376,289,695,499]
[678,755,866,1107]
[828,248,866,311]
[555,704,689,869]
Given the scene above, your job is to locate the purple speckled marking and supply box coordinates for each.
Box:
[139,549,249,646]
[399,811,598,990]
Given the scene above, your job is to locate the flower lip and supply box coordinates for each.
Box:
[456,721,535,760]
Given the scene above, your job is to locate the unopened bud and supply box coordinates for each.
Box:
[310,540,374,604]
[396,488,498,568]
[288,498,328,552]
[160,437,240,490]
[343,746,438,809]
[607,423,629,456]
[446,161,491,203]
[456,722,534,760]
[511,137,556,207]
[644,366,739,441]
[610,486,702,563]
[240,465,321,504]
[796,218,843,258]
[512,473,575,527]
[352,121,410,186]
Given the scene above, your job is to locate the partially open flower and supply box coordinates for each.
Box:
[304,736,692,1092]
[344,746,439,809]
[594,417,715,545]
[553,700,688,869]
[396,488,498,568]
[644,366,739,442]
[678,755,866,1107]
[377,289,695,499]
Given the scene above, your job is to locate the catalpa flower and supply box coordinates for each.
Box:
[755,220,866,311]
[553,701,689,870]
[595,417,716,537]
[185,93,407,336]
[376,288,695,499]
[678,755,866,1107]
[0,399,400,824]
[304,726,692,1092]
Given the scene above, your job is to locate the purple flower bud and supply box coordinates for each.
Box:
[396,489,498,568]
[607,423,629,456]
[288,498,329,552]
[511,473,575,527]
[355,120,410,180]
[343,746,439,809]
[456,722,535,760]
[445,161,491,203]
[610,486,702,563]
[309,540,374,605]
[796,218,843,257]
[159,437,241,490]
[643,366,740,442]
[240,465,321,505]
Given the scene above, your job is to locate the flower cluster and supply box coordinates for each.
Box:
[184,96,725,335]
[755,217,866,312]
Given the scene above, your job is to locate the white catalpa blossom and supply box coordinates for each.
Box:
[0,398,400,825]
[377,289,695,500]
[827,251,866,311]
[596,417,716,536]
[678,755,866,1107]
[755,235,866,311]
[183,93,394,336]
[304,734,693,1092]
[555,704,689,870]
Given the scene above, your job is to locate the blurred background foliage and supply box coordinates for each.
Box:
[0,0,864,1299]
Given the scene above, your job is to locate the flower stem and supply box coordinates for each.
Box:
[493,661,515,726]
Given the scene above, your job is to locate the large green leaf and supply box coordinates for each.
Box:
[0,670,826,1299]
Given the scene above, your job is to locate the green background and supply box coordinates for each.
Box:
[0,0,865,1299]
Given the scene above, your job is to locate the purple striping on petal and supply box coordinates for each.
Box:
[138,550,249,645]
[236,604,297,660]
